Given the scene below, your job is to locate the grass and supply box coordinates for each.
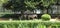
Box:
[0,19,59,28]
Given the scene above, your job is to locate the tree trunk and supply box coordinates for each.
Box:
[43,8,49,14]
[43,9,47,14]
[20,10,25,20]
[47,8,48,14]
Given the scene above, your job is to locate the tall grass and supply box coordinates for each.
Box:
[0,20,60,28]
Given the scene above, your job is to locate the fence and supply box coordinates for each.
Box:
[0,20,60,28]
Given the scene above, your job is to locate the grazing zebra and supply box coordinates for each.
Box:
[27,14,37,20]
[20,14,37,20]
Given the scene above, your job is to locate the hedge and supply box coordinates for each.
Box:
[0,20,60,28]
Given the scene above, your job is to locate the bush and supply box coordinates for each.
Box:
[41,14,51,21]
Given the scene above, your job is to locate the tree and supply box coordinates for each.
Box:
[2,0,57,19]
[25,0,57,14]
[36,0,57,14]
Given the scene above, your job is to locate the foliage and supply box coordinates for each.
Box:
[24,0,41,8]
[0,21,60,28]
[3,0,26,11]
[41,14,51,21]
[1,0,58,19]
[0,0,8,3]
[2,0,58,11]
[41,0,57,7]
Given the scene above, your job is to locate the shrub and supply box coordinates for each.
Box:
[41,14,51,21]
